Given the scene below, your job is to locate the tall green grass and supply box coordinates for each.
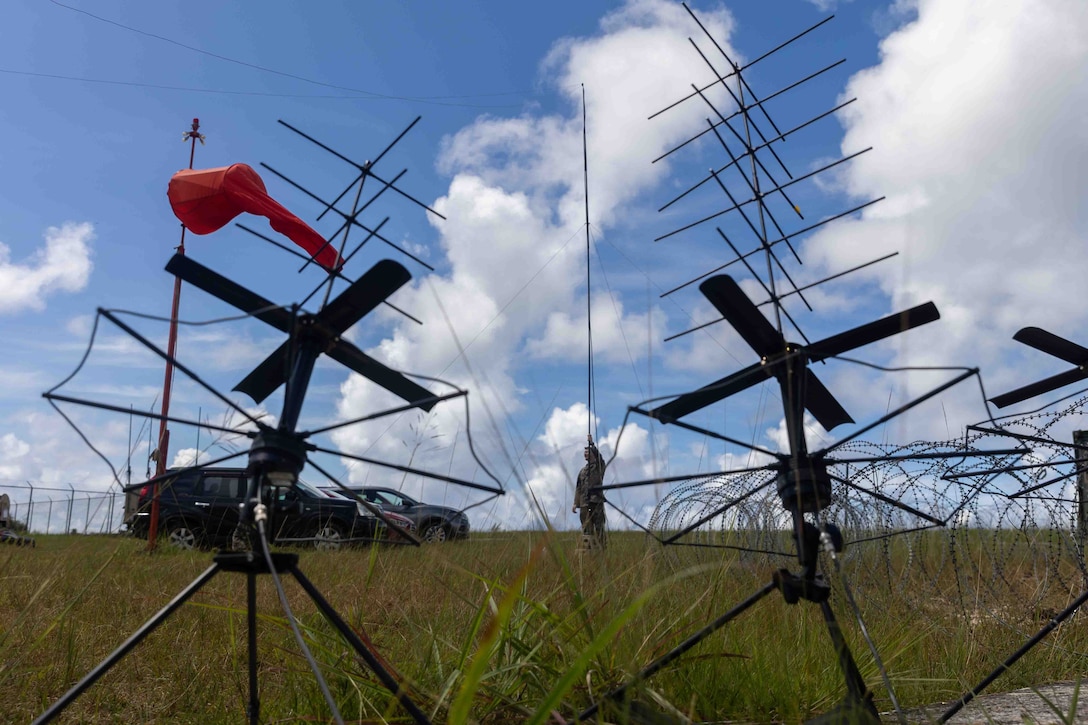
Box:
[1,530,1085,723]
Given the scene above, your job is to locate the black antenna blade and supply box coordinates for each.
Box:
[232,259,433,409]
[234,341,290,404]
[327,341,437,411]
[165,254,292,332]
[649,361,769,422]
[802,369,853,430]
[808,302,940,361]
[234,338,438,411]
[700,275,784,357]
[1012,327,1088,364]
[989,367,1088,409]
[648,361,852,429]
[320,259,411,334]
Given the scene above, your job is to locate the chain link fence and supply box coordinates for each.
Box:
[0,482,128,535]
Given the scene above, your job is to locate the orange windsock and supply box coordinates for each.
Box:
[167,163,342,271]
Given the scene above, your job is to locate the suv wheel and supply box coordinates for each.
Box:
[314,521,346,551]
[421,522,449,543]
[164,521,200,550]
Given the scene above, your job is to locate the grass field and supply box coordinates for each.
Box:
[2,529,1086,723]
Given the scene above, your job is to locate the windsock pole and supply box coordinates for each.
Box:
[148,118,204,551]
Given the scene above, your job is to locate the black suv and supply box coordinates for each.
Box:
[328,486,469,542]
[125,467,410,550]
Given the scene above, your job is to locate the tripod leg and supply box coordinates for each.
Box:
[34,563,221,725]
[247,570,260,725]
[810,599,879,725]
[578,580,778,722]
[939,587,1088,723]
[288,563,432,725]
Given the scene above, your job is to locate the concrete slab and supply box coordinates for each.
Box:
[894,681,1087,724]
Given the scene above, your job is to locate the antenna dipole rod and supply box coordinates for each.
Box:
[728,68,782,338]
[655,147,872,242]
[651,59,847,166]
[280,117,446,222]
[649,10,834,120]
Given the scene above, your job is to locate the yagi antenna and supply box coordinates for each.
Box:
[237,116,443,284]
[650,4,887,334]
[278,117,443,222]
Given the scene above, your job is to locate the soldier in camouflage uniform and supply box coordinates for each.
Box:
[572,437,607,549]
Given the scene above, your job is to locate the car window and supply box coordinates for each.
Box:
[198,475,244,499]
[376,490,412,507]
[364,490,388,504]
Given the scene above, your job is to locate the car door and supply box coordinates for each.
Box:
[269,486,305,543]
[194,472,245,547]
[269,484,338,543]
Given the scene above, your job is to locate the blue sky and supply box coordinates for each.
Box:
[2,0,1087,531]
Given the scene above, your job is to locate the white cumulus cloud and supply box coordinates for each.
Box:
[0,222,94,313]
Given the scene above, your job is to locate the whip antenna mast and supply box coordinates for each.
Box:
[583,85,596,444]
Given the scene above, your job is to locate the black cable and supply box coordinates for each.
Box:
[425,280,525,487]
[105,304,288,327]
[254,516,345,724]
[814,512,908,725]
[46,399,125,491]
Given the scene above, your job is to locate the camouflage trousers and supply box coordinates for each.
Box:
[579,503,606,549]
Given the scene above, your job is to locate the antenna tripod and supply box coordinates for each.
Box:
[581,519,878,724]
[34,549,430,725]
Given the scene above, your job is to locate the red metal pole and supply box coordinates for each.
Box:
[147,118,203,551]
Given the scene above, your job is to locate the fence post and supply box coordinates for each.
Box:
[45,497,53,534]
[84,494,91,533]
[65,484,74,534]
[1075,430,1088,551]
[25,481,34,529]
